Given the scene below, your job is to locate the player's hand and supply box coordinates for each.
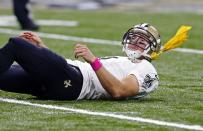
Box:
[19,31,47,48]
[74,43,97,63]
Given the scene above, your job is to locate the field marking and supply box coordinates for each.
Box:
[173,48,203,54]
[0,28,119,45]
[0,15,78,27]
[0,98,203,131]
[0,28,203,55]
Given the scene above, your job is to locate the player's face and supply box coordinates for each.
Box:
[127,33,150,52]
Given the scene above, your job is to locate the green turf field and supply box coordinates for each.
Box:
[0,8,203,130]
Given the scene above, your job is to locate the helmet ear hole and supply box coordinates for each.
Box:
[150,45,156,51]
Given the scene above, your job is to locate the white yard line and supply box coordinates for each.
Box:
[0,15,78,27]
[0,28,203,55]
[0,28,119,45]
[0,97,202,131]
[173,48,203,54]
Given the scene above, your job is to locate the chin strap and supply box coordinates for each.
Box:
[123,43,152,62]
[151,25,192,60]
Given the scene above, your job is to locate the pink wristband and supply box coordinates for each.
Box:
[90,58,102,71]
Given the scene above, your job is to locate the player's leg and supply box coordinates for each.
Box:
[0,37,83,100]
[0,64,44,96]
[12,0,39,30]
[0,41,14,73]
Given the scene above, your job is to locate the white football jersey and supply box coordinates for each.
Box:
[66,56,159,100]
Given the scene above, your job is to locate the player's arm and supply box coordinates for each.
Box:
[94,66,139,99]
[74,44,139,99]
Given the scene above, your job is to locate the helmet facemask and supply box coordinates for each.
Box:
[122,23,161,62]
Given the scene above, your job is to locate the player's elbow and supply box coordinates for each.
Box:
[110,85,137,99]
[111,93,122,99]
[111,89,126,99]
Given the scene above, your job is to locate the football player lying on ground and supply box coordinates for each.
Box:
[0,23,191,100]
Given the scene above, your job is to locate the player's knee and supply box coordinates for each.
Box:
[8,37,28,49]
[9,37,24,44]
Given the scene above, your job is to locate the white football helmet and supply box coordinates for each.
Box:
[122,23,161,62]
